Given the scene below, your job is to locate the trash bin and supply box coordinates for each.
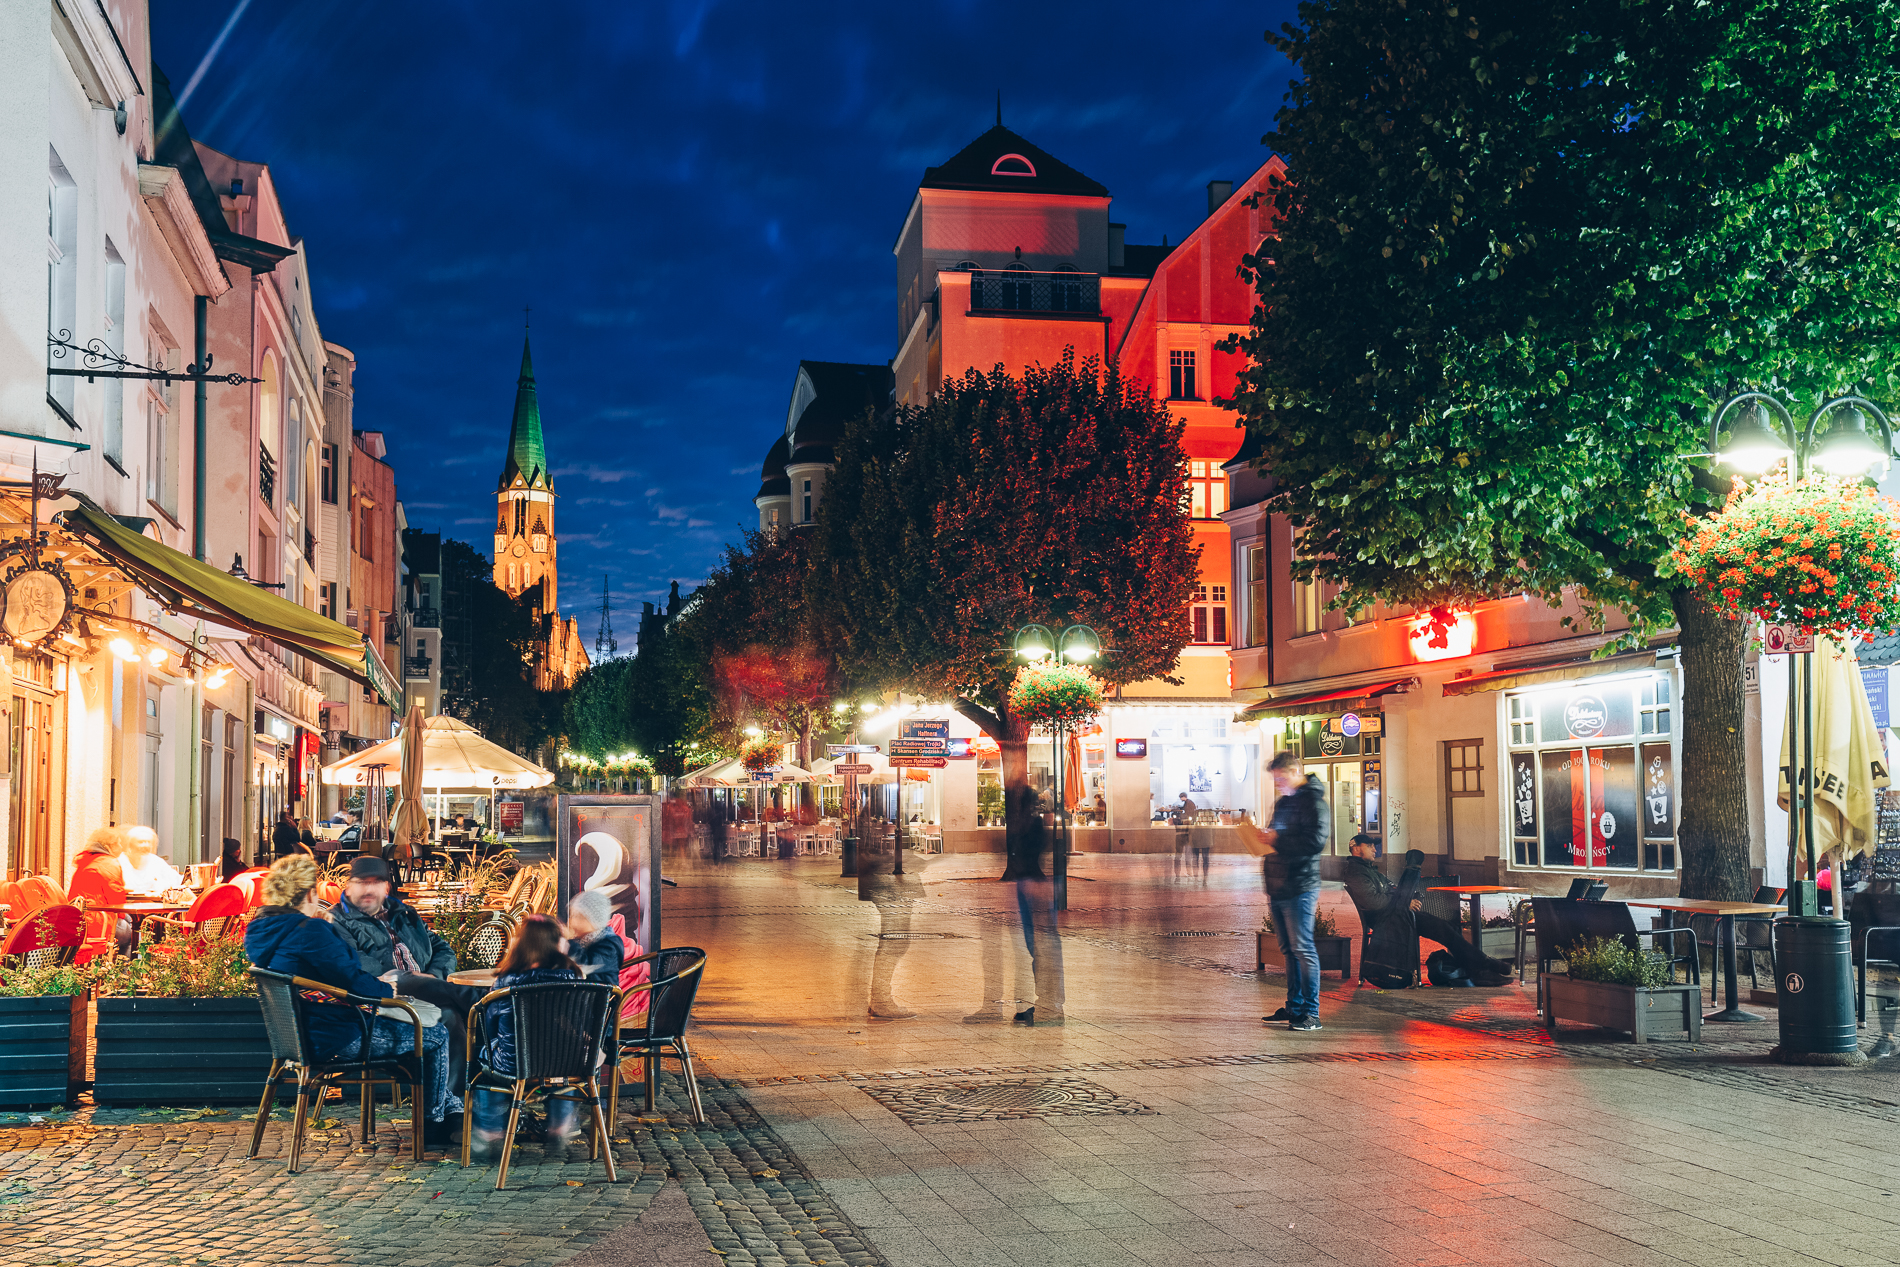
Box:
[1774,916,1866,1065]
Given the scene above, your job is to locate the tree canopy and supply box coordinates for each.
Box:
[438,538,563,755]
[809,353,1198,872]
[1227,0,1900,897]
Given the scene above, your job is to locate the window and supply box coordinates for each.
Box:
[319,583,337,620]
[320,444,338,503]
[256,531,274,586]
[512,496,527,537]
[1446,740,1483,795]
[802,479,812,523]
[145,399,176,514]
[358,501,374,561]
[1185,461,1226,519]
[1169,350,1197,400]
[1505,674,1677,873]
[47,159,77,417]
[1189,583,1228,645]
[103,241,125,463]
[1243,545,1268,647]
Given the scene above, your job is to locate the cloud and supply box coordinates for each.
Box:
[553,463,643,483]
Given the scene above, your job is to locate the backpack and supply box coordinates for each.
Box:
[1425,950,1474,988]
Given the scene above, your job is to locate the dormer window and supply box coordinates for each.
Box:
[990,153,1036,177]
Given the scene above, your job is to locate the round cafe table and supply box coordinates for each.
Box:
[446,968,498,988]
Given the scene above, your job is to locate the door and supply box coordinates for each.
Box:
[1321,761,1362,854]
[9,695,53,877]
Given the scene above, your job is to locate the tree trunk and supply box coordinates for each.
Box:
[952,697,1038,880]
[1671,587,1752,900]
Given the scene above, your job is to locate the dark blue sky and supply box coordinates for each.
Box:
[152,1,1301,651]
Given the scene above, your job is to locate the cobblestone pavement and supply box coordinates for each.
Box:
[7,851,1900,1267]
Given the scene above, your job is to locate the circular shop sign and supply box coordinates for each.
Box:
[1598,811,1617,840]
[1339,712,1362,738]
[0,564,72,644]
[1319,731,1344,757]
[1785,973,1806,994]
[1564,693,1609,739]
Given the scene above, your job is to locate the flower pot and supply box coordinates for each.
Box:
[1257,932,1353,978]
[93,996,276,1106]
[1540,973,1702,1043]
[0,994,85,1109]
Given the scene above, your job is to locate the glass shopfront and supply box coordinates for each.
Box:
[1506,671,1677,873]
[1276,714,1384,854]
[1146,712,1259,822]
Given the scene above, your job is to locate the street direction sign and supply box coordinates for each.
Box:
[827,744,880,754]
[889,756,947,769]
[888,739,946,756]
[834,763,873,774]
[897,718,950,741]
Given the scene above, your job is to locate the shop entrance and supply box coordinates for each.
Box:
[1318,761,1362,855]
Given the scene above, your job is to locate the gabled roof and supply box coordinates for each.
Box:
[498,336,552,493]
[150,65,293,276]
[920,125,1109,198]
[787,361,891,459]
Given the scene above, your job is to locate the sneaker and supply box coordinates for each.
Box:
[1288,1016,1323,1032]
[1263,1007,1290,1022]
[1012,1007,1035,1025]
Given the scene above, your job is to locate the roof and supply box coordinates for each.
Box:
[920,125,1109,198]
[497,335,552,492]
[756,434,791,501]
[150,65,293,275]
[1108,243,1175,278]
[788,361,891,454]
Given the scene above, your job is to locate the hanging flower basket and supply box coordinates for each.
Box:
[1670,477,1900,639]
[1008,662,1105,729]
[739,738,783,773]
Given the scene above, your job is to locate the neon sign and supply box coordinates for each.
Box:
[1407,611,1476,661]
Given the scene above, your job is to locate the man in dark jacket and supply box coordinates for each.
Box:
[1344,835,1513,984]
[329,856,457,979]
[1264,750,1328,1030]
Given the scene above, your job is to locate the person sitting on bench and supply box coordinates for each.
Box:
[1345,836,1514,986]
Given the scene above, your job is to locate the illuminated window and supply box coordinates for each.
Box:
[1293,573,1321,636]
[990,153,1037,177]
[1189,584,1228,645]
[1243,545,1268,647]
[1185,462,1226,519]
[1169,350,1198,400]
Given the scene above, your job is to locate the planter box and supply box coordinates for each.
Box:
[1540,973,1702,1043]
[94,996,276,1106]
[0,995,85,1109]
[1257,932,1353,978]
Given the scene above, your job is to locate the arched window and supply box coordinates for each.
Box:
[1001,262,1031,311]
[513,496,528,537]
[990,153,1036,177]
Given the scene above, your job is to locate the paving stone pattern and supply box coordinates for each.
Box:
[859,1077,1157,1125]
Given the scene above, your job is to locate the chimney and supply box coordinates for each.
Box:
[1108,222,1125,268]
[1207,180,1234,218]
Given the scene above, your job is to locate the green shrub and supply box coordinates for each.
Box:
[1563,936,1674,988]
[92,938,255,998]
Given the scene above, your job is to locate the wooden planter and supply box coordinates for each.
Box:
[1540,973,1702,1043]
[93,996,276,1106]
[0,995,86,1109]
[1257,932,1353,978]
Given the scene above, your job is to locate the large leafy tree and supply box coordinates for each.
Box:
[1229,0,1900,897]
[438,538,563,754]
[810,354,1198,875]
[564,655,639,760]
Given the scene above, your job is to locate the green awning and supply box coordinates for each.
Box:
[63,502,399,707]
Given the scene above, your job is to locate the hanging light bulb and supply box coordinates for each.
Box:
[147,647,169,666]
[206,665,229,690]
[109,637,138,661]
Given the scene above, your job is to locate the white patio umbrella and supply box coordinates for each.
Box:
[322,714,554,790]
[677,755,746,788]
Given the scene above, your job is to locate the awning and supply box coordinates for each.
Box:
[1440,649,1660,698]
[62,502,400,708]
[1240,679,1413,720]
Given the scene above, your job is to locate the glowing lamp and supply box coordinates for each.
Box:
[1012,623,1055,662]
[1812,405,1889,476]
[1716,399,1793,474]
[1408,611,1476,661]
[147,647,169,666]
[743,725,762,737]
[1059,624,1102,663]
[109,637,138,661]
[206,668,229,690]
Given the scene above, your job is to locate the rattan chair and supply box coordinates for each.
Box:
[247,968,427,1173]
[464,916,513,969]
[462,980,619,1189]
[0,905,84,973]
[608,948,709,1126]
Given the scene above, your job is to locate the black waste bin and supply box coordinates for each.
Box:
[1774,916,1864,1064]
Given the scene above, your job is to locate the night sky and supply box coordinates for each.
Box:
[151,1,1302,651]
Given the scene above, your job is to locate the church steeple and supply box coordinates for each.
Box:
[494,327,558,613]
[497,335,552,493]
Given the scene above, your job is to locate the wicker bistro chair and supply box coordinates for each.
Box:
[143,882,250,954]
[464,916,514,970]
[461,980,620,1190]
[0,905,85,972]
[608,948,710,1126]
[247,968,428,1173]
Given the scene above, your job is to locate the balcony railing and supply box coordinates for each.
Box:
[258,444,276,508]
[968,269,1099,315]
[411,605,441,629]
[404,653,434,680]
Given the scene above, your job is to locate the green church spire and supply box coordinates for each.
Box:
[498,334,551,492]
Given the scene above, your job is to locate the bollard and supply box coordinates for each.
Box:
[841,834,858,878]
[1773,916,1866,1065]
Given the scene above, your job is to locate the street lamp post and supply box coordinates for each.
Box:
[1013,622,1103,911]
[1712,391,1894,1062]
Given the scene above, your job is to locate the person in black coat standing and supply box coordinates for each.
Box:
[271,811,303,858]
[1263,750,1329,1030]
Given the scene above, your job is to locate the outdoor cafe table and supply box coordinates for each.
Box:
[1426,885,1522,944]
[1624,898,1785,1023]
[447,968,497,988]
[88,900,190,936]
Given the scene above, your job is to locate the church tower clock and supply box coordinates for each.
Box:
[494,334,557,612]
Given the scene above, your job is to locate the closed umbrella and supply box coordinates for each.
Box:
[388,702,430,860]
[1064,732,1083,813]
[1778,636,1891,889]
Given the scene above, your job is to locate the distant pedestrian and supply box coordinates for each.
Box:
[271,811,302,858]
[1172,793,1197,878]
[708,797,730,862]
[1262,751,1328,1030]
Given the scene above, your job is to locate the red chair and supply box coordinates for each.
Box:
[1,904,86,972]
[144,883,251,955]
[14,876,66,918]
[0,879,22,926]
[230,868,270,908]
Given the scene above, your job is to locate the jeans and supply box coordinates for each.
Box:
[334,1016,462,1124]
[1270,890,1320,1019]
[469,1082,580,1146]
[1014,876,1066,1019]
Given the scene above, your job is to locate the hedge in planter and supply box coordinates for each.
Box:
[0,960,90,1109]
[1541,936,1702,1043]
[92,939,278,1106]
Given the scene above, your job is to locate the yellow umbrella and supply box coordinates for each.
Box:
[388,703,431,859]
[1778,636,1891,886]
